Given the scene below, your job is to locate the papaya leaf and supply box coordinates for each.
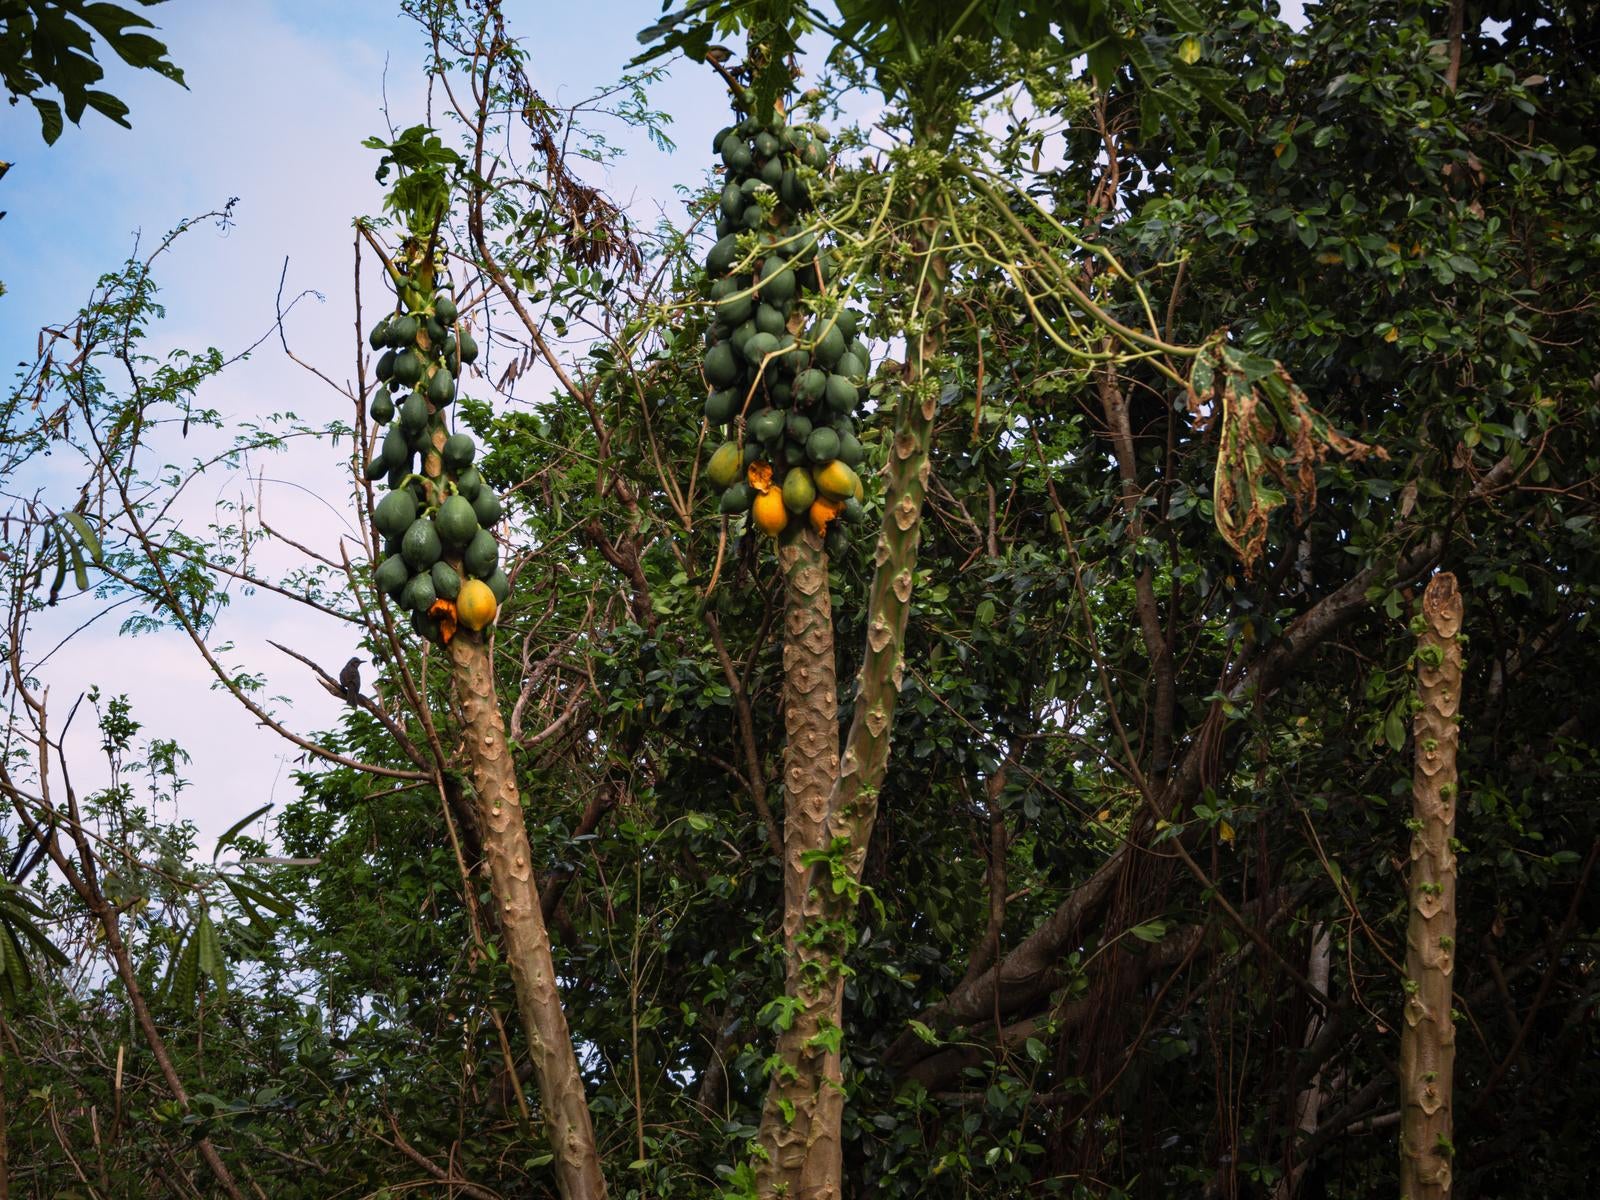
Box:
[1189,344,1386,575]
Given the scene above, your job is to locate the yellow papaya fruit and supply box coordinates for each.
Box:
[752,487,789,536]
[814,459,859,500]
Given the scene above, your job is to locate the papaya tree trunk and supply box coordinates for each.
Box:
[446,633,608,1200]
[755,216,948,1199]
[756,526,843,1186]
[1399,572,1463,1199]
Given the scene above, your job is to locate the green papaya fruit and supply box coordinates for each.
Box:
[742,205,766,231]
[382,426,411,470]
[825,374,857,414]
[720,181,744,219]
[719,481,754,513]
[370,392,395,424]
[485,569,511,604]
[755,303,786,336]
[364,453,388,481]
[399,392,428,435]
[759,258,796,303]
[463,529,498,579]
[401,518,442,570]
[706,234,740,277]
[424,316,446,344]
[744,331,780,365]
[837,432,865,468]
[369,317,391,350]
[825,524,850,557]
[455,466,484,501]
[704,341,740,388]
[435,495,478,547]
[389,314,419,346]
[754,131,780,157]
[806,427,840,464]
[443,433,475,473]
[471,489,502,528]
[782,467,816,514]
[391,349,423,386]
[374,553,410,596]
[786,411,813,441]
[717,290,754,326]
[403,571,438,614]
[375,349,396,382]
[431,560,462,601]
[750,408,786,442]
[719,133,752,172]
[706,441,744,488]
[428,368,455,406]
[435,294,458,323]
[814,324,845,367]
[374,489,418,538]
[760,156,784,186]
[411,607,443,644]
[800,368,828,401]
[705,389,739,424]
[457,330,479,365]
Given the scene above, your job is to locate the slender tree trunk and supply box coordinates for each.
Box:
[1399,572,1463,1199]
[756,527,843,1189]
[446,633,607,1200]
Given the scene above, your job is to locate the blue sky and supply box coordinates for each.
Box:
[2,0,728,852]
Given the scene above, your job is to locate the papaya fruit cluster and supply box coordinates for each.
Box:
[365,289,508,642]
[698,113,869,556]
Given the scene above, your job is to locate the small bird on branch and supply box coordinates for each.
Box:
[339,656,363,703]
[316,656,364,705]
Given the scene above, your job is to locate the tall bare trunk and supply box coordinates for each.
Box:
[756,528,844,1189]
[446,634,607,1200]
[1399,572,1463,1198]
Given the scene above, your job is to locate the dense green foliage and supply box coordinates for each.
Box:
[1,2,1595,1197]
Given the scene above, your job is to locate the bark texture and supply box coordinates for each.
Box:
[447,633,607,1200]
[1399,572,1463,1199]
[755,528,844,1186]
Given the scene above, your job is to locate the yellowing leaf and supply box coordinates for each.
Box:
[1384,327,1400,343]
[1219,819,1236,843]
[1317,252,1343,264]
[1177,36,1203,65]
